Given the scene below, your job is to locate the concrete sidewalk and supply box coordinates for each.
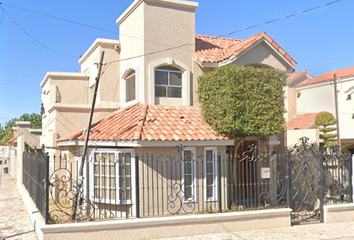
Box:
[1,172,354,240]
[0,174,38,240]
[155,221,354,240]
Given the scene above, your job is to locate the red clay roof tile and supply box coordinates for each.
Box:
[287,113,320,130]
[297,65,354,87]
[57,103,228,143]
[194,32,297,68]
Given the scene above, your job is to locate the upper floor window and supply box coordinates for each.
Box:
[125,71,136,102]
[155,66,182,98]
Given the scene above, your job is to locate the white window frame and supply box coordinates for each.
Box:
[204,147,218,202]
[149,58,191,106]
[182,147,197,202]
[155,67,183,98]
[125,71,136,103]
[121,66,139,107]
[89,149,135,205]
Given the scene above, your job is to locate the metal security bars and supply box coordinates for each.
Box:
[20,138,353,225]
[22,147,49,221]
[289,137,353,225]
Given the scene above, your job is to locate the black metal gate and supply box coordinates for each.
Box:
[288,137,353,225]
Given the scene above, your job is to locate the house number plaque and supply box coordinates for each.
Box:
[261,167,271,179]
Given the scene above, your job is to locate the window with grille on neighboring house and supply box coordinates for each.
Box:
[155,66,182,98]
[182,147,196,202]
[125,71,136,102]
[90,150,133,204]
[204,147,217,202]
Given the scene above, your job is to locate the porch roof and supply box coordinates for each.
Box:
[57,103,228,143]
[286,112,320,130]
[194,32,297,68]
[297,65,354,88]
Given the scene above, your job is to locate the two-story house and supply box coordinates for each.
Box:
[41,0,297,221]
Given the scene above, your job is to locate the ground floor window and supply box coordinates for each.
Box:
[204,147,217,201]
[90,149,133,204]
[182,147,196,201]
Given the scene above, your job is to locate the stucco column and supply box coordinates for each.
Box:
[16,136,24,188]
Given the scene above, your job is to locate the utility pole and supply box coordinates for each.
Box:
[333,73,341,149]
[72,51,105,221]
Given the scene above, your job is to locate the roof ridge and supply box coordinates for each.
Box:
[133,103,148,140]
[320,65,354,77]
[195,34,242,41]
[297,65,354,87]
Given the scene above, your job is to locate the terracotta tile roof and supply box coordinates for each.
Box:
[194,32,297,68]
[287,113,320,130]
[287,70,308,82]
[297,65,354,87]
[6,136,17,146]
[57,103,227,142]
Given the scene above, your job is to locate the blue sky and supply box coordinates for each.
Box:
[0,0,353,127]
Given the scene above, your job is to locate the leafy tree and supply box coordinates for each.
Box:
[315,111,337,149]
[197,65,286,197]
[0,113,42,145]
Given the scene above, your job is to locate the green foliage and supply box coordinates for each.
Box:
[319,127,336,133]
[0,131,14,146]
[19,113,42,129]
[320,133,337,139]
[197,65,287,139]
[324,141,337,148]
[0,113,42,145]
[315,111,337,150]
[315,111,337,127]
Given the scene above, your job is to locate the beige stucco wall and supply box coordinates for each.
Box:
[42,106,116,148]
[286,86,297,120]
[118,0,197,107]
[144,1,196,106]
[119,2,145,107]
[135,146,228,216]
[79,40,120,107]
[235,41,292,74]
[192,61,213,106]
[40,73,90,151]
[41,40,121,154]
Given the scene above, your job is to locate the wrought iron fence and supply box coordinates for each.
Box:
[288,137,353,225]
[21,138,353,225]
[22,147,49,219]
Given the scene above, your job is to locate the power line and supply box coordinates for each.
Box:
[0,2,118,35]
[218,0,346,38]
[103,0,345,66]
[2,7,79,58]
[0,2,193,53]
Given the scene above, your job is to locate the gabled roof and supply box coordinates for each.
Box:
[287,113,320,130]
[57,103,228,143]
[297,65,354,88]
[194,32,297,68]
[287,70,314,87]
[287,70,311,82]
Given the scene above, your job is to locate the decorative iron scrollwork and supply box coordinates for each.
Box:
[167,183,196,215]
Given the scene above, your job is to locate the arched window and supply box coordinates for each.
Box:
[155,66,182,98]
[125,70,136,102]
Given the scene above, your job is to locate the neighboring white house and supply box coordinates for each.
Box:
[286,66,354,153]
